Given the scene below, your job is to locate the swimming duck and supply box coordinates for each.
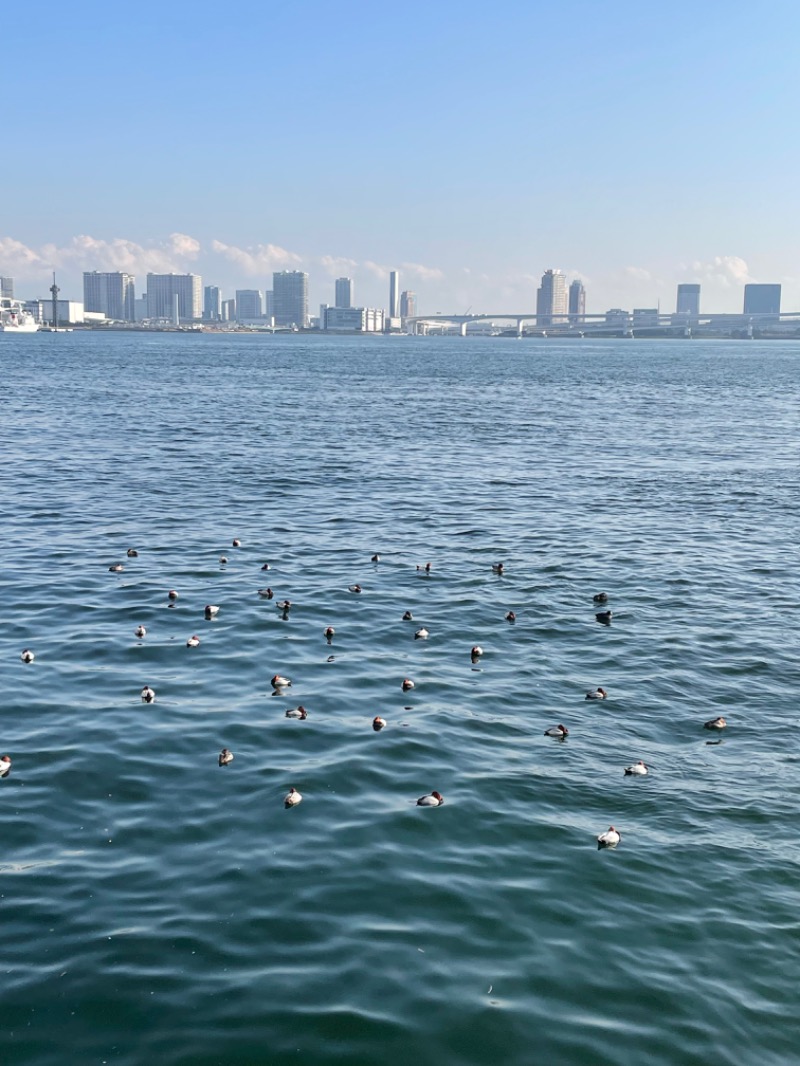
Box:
[141,685,155,703]
[0,755,11,776]
[595,611,613,625]
[204,605,220,619]
[373,716,387,731]
[285,706,308,719]
[597,826,621,849]
[219,748,234,766]
[704,716,727,730]
[324,626,335,641]
[371,554,380,562]
[402,610,414,621]
[492,562,505,574]
[401,678,415,691]
[186,635,201,648]
[108,563,124,572]
[219,555,228,564]
[544,724,569,738]
[258,588,274,599]
[593,592,608,604]
[232,538,241,548]
[416,563,432,573]
[284,787,303,808]
[414,627,429,640]
[168,590,179,601]
[624,761,649,776]
[417,791,444,807]
[127,548,139,558]
[271,674,292,688]
[471,645,484,659]
[585,687,608,700]
[134,625,147,639]
[276,600,292,611]
[505,611,516,623]
[261,563,271,571]
[20,649,35,664]
[349,584,363,594]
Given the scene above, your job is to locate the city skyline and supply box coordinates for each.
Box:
[3,1,800,314]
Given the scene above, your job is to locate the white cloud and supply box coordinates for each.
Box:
[0,233,203,283]
[210,239,301,275]
[689,255,753,288]
[318,254,358,276]
[623,266,654,282]
[400,261,444,282]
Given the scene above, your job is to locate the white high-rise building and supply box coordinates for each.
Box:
[389,271,400,318]
[146,273,202,321]
[83,271,136,321]
[536,269,568,327]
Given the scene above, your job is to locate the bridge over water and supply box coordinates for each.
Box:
[406,311,800,337]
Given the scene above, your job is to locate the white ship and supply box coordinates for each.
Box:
[0,297,39,332]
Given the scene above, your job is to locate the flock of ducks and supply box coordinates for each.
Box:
[17,545,730,849]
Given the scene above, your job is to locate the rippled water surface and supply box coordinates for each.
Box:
[2,332,799,1065]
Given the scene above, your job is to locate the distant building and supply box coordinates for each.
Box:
[743,284,781,321]
[536,269,568,327]
[236,289,263,320]
[389,271,400,319]
[605,308,630,327]
[676,283,700,318]
[323,306,385,332]
[26,299,87,325]
[568,280,585,324]
[632,308,659,328]
[1,277,13,299]
[204,285,222,321]
[264,290,274,321]
[222,299,236,322]
[146,273,202,321]
[273,271,308,327]
[335,277,353,308]
[400,290,416,320]
[83,271,136,321]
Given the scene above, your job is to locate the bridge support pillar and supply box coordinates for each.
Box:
[516,319,524,338]
[459,322,467,337]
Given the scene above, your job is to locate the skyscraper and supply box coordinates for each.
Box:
[389,271,400,319]
[335,277,353,308]
[235,289,263,320]
[676,284,700,318]
[743,284,781,320]
[272,271,308,327]
[568,280,586,324]
[83,271,136,321]
[204,285,222,321]
[0,277,13,299]
[146,273,202,321]
[400,291,416,320]
[536,269,568,327]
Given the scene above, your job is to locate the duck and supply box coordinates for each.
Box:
[108,563,124,572]
[258,587,274,599]
[371,554,381,562]
[323,626,335,641]
[704,716,727,730]
[271,674,292,688]
[141,685,155,703]
[597,826,621,849]
[585,687,608,700]
[505,611,516,623]
[401,678,415,691]
[624,761,649,776]
[232,538,242,548]
[285,705,308,719]
[373,716,387,731]
[276,599,292,611]
[491,562,505,574]
[416,562,432,573]
[595,610,613,625]
[219,555,228,564]
[134,625,147,639]
[349,584,363,594]
[168,590,179,600]
[186,634,201,647]
[471,645,484,659]
[414,627,429,640]
[127,548,139,558]
[544,724,569,738]
[593,592,608,604]
[204,605,220,619]
[402,610,414,621]
[219,748,234,766]
[417,791,444,806]
[261,562,271,571]
[0,755,11,777]
[284,787,303,808]
[20,649,35,664]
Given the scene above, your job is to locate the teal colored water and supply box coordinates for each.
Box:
[1,332,799,1066]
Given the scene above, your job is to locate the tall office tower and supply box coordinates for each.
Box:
[335,277,353,308]
[235,289,263,320]
[83,271,136,321]
[389,271,400,318]
[264,290,274,321]
[146,273,202,321]
[272,271,309,327]
[743,284,781,319]
[536,269,568,326]
[0,277,13,299]
[222,298,236,322]
[676,283,700,318]
[568,279,586,323]
[204,285,222,321]
[400,291,416,319]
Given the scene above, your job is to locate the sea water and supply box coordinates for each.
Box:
[1,331,799,1066]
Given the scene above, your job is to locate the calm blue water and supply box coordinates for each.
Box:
[1,331,799,1066]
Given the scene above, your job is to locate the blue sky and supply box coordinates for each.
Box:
[3,0,799,313]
